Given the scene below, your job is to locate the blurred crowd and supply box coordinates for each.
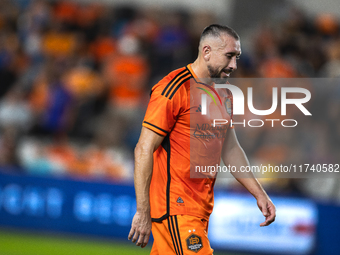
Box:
[0,0,202,182]
[0,0,339,199]
[228,7,340,201]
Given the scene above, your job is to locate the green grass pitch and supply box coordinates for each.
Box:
[0,228,246,255]
[0,229,151,255]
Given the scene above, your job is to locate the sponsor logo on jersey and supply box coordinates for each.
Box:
[177,197,184,203]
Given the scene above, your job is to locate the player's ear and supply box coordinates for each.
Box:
[202,45,211,61]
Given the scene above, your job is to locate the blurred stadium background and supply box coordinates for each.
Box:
[0,0,340,254]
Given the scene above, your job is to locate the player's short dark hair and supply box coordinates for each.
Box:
[200,24,240,42]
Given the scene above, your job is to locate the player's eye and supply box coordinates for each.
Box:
[226,54,240,60]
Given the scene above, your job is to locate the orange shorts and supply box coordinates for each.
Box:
[150,215,214,255]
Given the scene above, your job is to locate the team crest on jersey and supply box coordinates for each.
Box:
[186,234,203,252]
[224,98,232,116]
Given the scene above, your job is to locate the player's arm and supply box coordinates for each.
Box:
[221,128,276,226]
[128,127,164,247]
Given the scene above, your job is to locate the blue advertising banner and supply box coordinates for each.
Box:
[1,171,340,255]
[0,171,136,238]
[209,193,318,254]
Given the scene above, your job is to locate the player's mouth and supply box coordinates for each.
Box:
[222,69,232,77]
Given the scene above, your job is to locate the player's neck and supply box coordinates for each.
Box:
[191,58,209,79]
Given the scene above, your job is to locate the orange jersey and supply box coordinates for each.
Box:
[143,64,233,222]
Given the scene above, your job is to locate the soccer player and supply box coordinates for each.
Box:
[128,24,276,254]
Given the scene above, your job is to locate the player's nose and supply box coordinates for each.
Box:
[228,56,237,70]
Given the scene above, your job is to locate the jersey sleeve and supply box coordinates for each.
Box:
[142,82,183,136]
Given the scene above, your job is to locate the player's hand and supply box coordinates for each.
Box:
[128,211,152,248]
[257,196,276,227]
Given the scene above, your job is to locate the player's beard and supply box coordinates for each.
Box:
[207,65,229,83]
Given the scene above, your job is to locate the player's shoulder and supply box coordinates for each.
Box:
[151,66,193,100]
